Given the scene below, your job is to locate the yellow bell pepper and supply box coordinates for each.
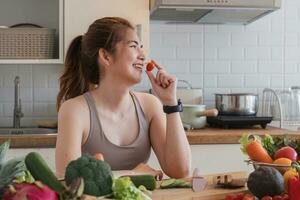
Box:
[283,168,298,191]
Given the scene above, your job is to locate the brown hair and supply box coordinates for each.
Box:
[56,17,134,110]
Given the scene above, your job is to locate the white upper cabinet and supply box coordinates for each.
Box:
[64,0,150,57]
[0,0,64,64]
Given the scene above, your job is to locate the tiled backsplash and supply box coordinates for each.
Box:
[148,0,300,107]
[0,0,299,125]
[0,65,61,126]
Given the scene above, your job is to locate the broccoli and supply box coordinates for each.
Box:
[64,154,113,197]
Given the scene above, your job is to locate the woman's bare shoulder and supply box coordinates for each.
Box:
[132,92,163,121]
[133,92,161,106]
[58,95,89,116]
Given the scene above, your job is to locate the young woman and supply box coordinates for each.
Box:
[55,17,191,179]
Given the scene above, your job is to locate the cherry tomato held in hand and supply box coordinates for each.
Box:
[146,62,155,71]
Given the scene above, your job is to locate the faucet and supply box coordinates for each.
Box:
[13,76,24,128]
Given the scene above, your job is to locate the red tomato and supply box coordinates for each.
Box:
[146,62,155,71]
[225,193,244,200]
[261,196,273,200]
[273,195,283,200]
[94,153,104,161]
[281,194,289,200]
[242,194,254,200]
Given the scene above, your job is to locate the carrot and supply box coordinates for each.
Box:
[94,153,104,161]
[246,140,273,163]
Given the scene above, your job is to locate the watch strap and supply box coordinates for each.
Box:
[163,99,183,114]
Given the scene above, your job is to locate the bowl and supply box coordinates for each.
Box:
[246,160,291,175]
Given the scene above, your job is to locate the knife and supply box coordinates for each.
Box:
[192,168,207,192]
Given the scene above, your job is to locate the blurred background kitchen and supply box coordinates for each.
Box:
[0,0,300,174]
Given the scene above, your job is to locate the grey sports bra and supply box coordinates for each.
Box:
[81,91,151,170]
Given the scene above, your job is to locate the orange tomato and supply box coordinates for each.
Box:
[94,153,104,161]
[273,158,292,165]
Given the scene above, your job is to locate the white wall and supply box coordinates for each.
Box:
[0,0,299,125]
[146,0,300,108]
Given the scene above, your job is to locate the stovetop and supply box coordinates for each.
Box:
[206,115,273,129]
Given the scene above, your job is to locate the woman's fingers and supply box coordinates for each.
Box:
[151,60,163,70]
[132,163,164,180]
[156,70,176,88]
[156,70,165,87]
[146,60,176,89]
[146,70,158,86]
[155,170,164,181]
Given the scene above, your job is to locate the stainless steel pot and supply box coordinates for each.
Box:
[180,104,218,129]
[215,93,258,116]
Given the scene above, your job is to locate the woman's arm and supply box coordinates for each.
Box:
[113,163,163,180]
[147,97,191,179]
[144,62,192,179]
[55,99,86,179]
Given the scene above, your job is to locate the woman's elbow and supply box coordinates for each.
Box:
[165,165,191,179]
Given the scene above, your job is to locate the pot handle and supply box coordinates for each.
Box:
[197,109,218,117]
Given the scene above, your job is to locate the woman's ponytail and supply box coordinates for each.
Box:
[56,17,135,111]
[57,35,89,111]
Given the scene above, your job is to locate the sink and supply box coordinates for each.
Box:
[0,127,57,135]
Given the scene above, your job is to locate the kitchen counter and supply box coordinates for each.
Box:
[0,133,57,148]
[84,171,248,200]
[187,125,300,144]
[1,126,299,148]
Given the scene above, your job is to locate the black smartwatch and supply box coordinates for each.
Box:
[163,99,183,114]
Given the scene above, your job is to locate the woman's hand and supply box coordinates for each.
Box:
[133,163,163,181]
[146,60,177,106]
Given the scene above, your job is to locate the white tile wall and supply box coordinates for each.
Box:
[0,0,299,126]
[0,65,61,126]
[147,0,300,107]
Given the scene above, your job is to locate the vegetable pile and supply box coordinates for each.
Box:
[64,154,113,196]
[0,140,154,200]
[240,134,300,200]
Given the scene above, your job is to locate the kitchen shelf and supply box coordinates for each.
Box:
[0,59,63,64]
[0,0,64,64]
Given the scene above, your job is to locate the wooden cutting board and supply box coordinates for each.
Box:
[151,171,248,200]
[83,171,248,200]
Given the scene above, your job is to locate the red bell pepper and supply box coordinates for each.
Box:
[288,176,300,200]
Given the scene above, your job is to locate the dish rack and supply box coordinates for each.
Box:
[262,88,300,128]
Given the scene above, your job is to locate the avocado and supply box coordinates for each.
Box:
[247,166,284,199]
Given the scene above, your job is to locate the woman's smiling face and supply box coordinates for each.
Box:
[108,28,145,85]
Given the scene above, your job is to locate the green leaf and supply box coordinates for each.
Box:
[0,158,26,191]
[0,140,10,165]
[261,134,275,158]
[239,133,262,154]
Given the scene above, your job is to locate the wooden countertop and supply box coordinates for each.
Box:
[151,171,248,200]
[0,133,57,148]
[84,171,248,200]
[1,126,299,148]
[187,126,300,144]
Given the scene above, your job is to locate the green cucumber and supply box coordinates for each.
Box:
[25,152,64,194]
[160,178,176,189]
[160,179,192,189]
[126,175,156,190]
[174,180,192,188]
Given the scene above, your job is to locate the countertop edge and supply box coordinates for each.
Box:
[1,126,299,148]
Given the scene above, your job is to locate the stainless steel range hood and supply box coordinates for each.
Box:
[150,0,281,25]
